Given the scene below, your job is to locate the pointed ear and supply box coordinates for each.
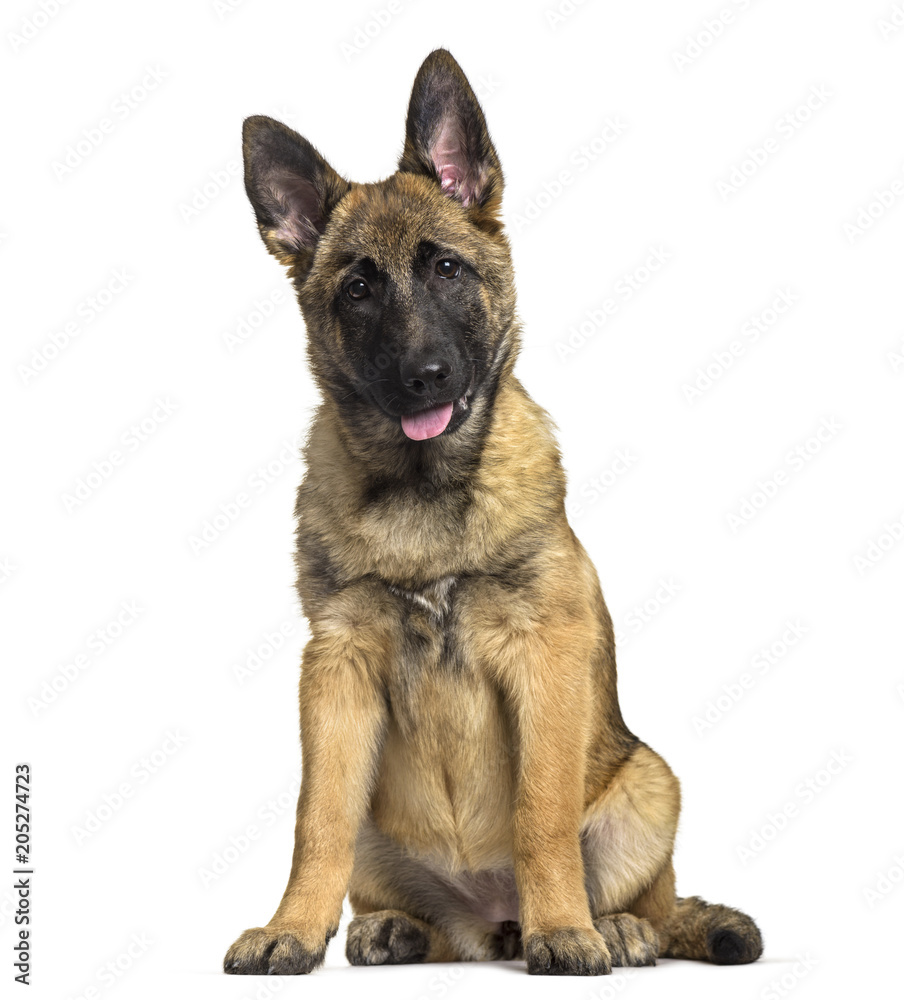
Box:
[241,115,350,270]
[398,49,503,219]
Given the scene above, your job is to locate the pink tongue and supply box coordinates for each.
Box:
[400,401,454,441]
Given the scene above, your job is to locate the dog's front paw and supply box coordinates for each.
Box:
[525,926,612,976]
[223,924,335,975]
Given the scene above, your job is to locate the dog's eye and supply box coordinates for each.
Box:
[346,279,369,300]
[435,259,461,279]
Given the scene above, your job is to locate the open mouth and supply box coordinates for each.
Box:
[400,394,470,441]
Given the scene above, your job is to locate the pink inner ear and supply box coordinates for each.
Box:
[432,119,477,207]
[268,172,323,248]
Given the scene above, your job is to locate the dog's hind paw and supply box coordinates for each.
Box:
[593,913,659,967]
[346,910,430,966]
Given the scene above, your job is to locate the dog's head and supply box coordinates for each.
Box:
[242,50,517,445]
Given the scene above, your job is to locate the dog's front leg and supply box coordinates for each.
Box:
[224,632,387,975]
[503,630,612,976]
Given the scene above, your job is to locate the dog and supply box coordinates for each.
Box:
[223,48,763,977]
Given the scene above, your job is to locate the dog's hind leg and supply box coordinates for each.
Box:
[581,743,762,966]
[581,743,678,967]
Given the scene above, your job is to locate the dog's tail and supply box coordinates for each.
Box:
[661,895,763,965]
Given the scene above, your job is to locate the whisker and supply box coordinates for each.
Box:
[338,377,393,403]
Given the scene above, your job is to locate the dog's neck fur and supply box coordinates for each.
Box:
[301,361,566,590]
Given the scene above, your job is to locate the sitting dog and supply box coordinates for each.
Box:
[224,49,763,976]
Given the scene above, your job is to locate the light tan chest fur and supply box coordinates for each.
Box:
[369,578,517,873]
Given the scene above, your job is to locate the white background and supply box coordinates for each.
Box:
[4,1,903,998]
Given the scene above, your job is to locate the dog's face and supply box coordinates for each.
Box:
[242,51,517,443]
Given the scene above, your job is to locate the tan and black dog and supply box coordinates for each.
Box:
[223,49,763,977]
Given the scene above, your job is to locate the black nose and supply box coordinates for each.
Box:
[401,356,453,394]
